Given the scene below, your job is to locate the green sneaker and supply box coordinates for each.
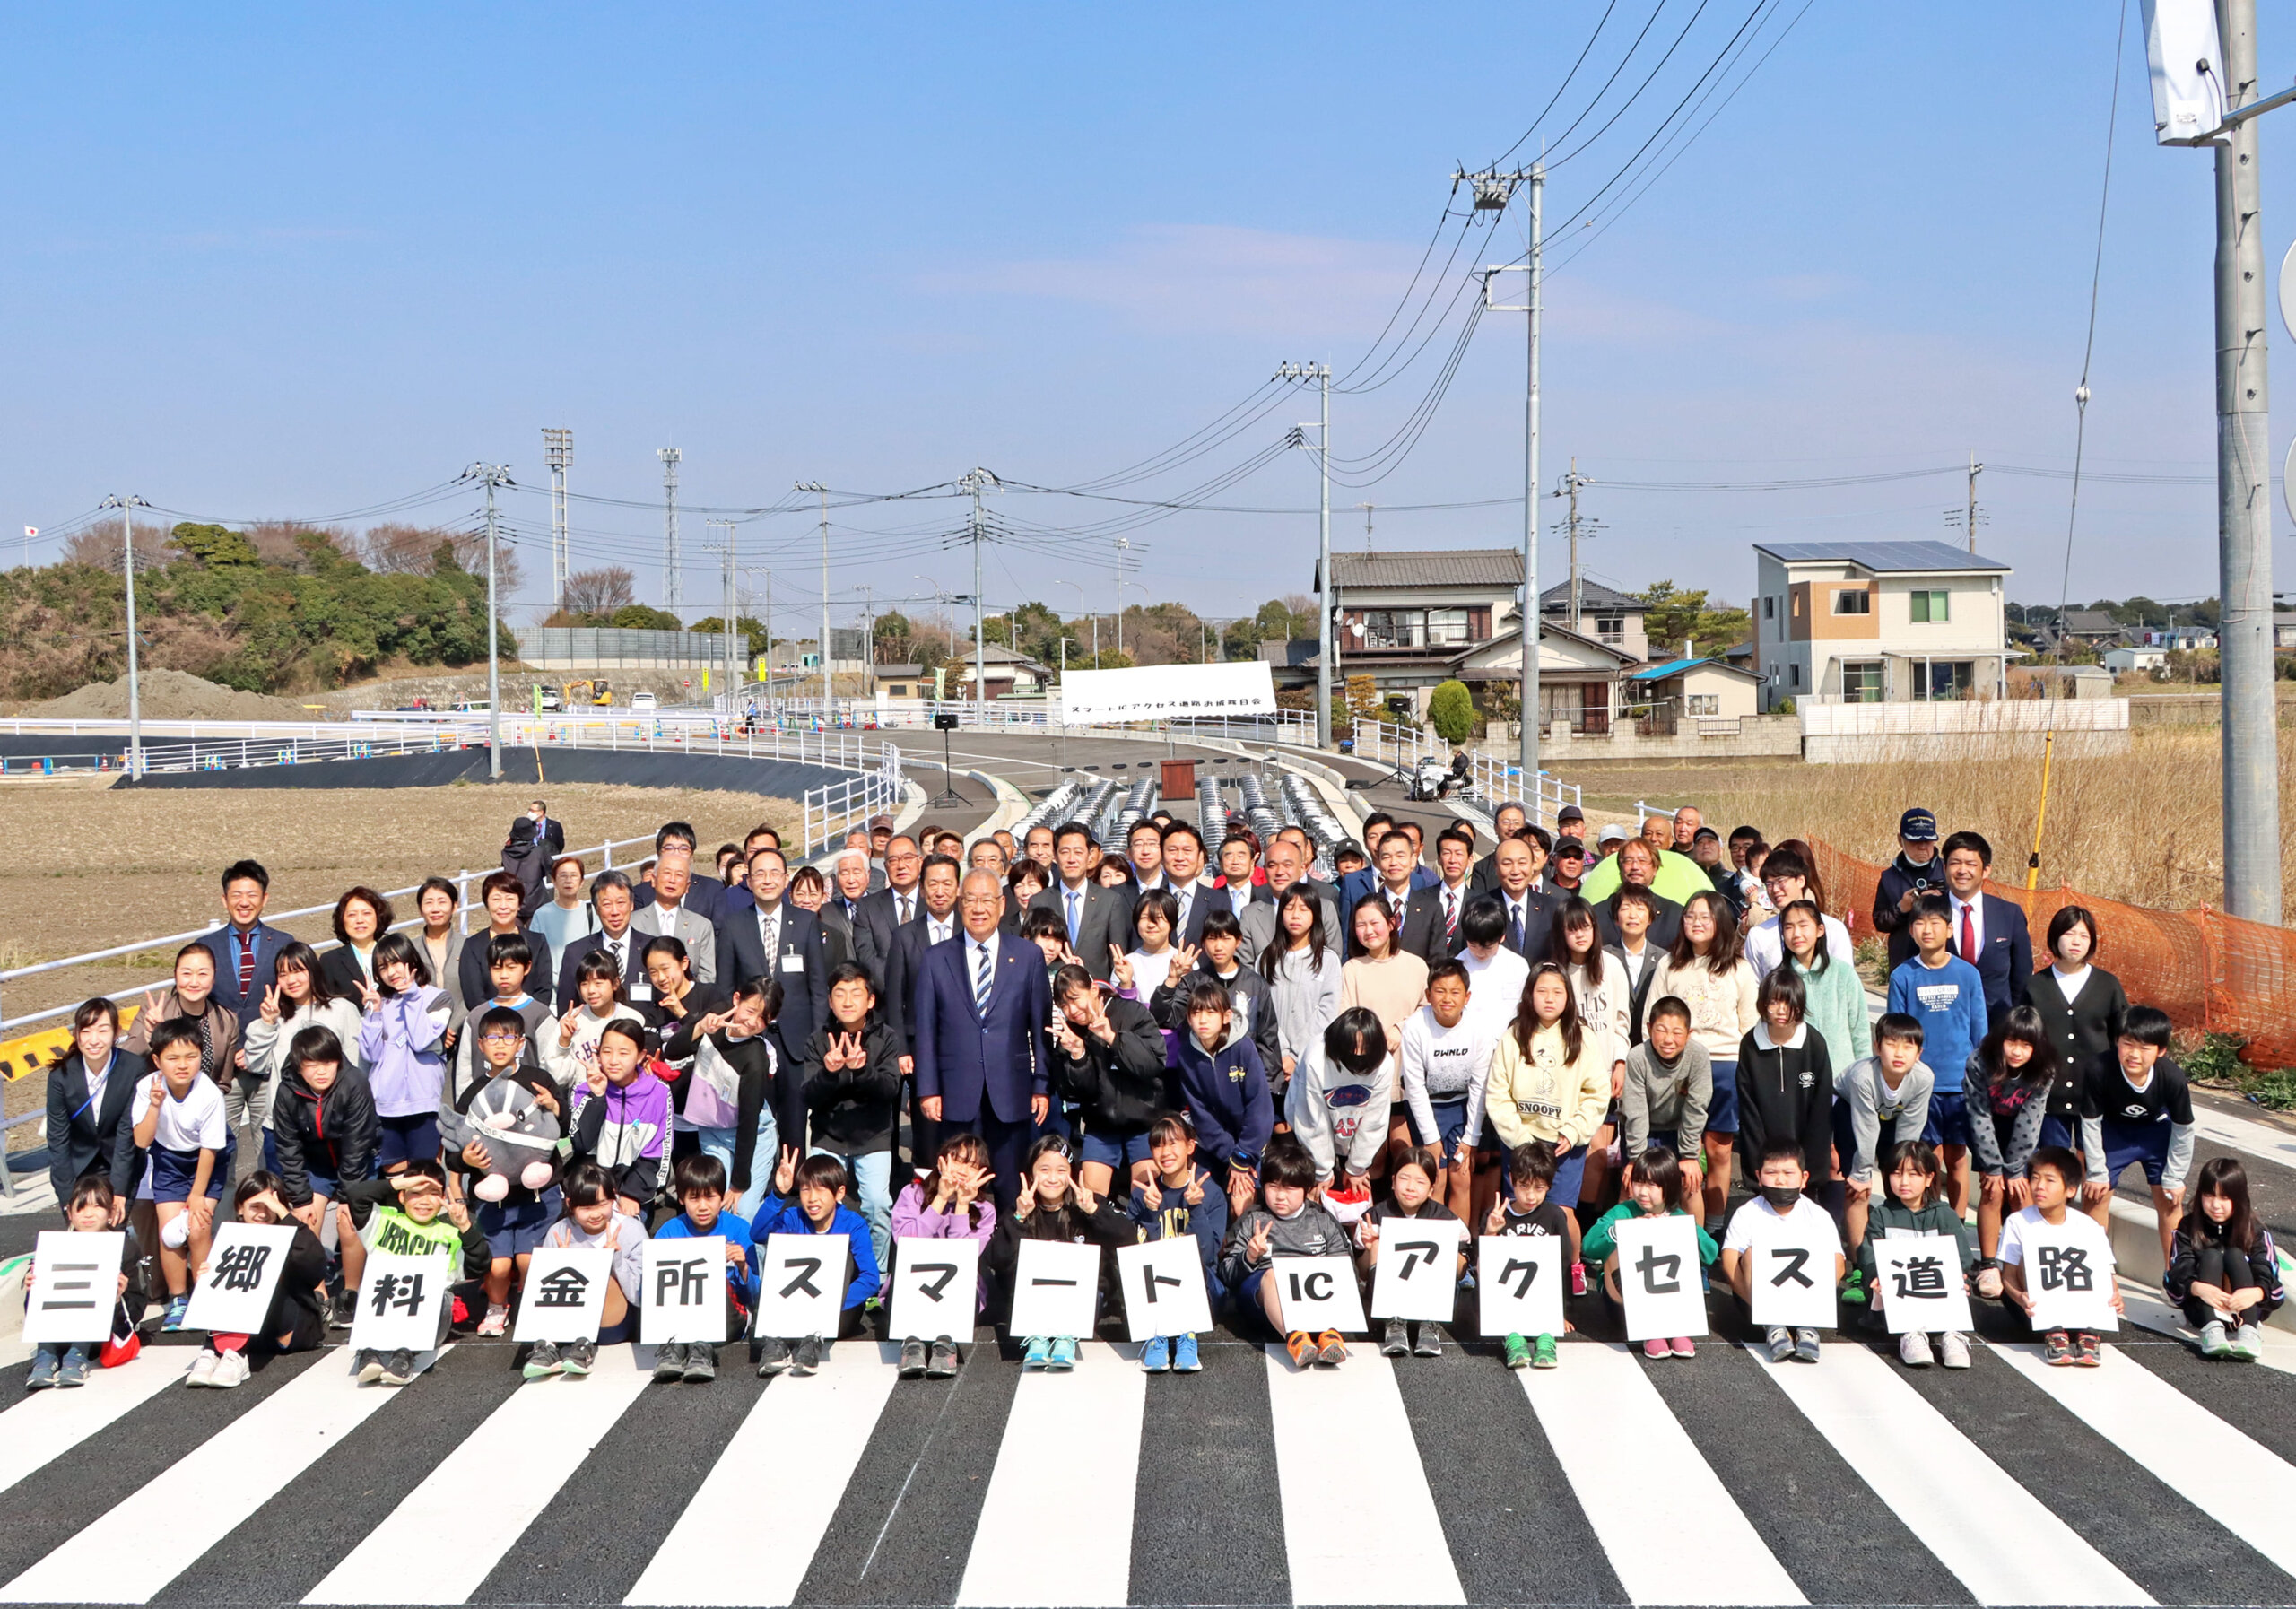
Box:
[1502,1332,1532,1370]
[1531,1334,1560,1370]
[1840,1268,1866,1306]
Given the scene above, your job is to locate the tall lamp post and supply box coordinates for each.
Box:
[99,494,151,778]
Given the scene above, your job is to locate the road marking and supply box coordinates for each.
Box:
[0,1348,180,1500]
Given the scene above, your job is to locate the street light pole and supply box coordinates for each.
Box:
[465,464,512,779]
[797,483,831,714]
[1276,361,1332,745]
[100,494,151,778]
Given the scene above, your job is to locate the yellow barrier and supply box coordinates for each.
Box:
[0,1005,141,1083]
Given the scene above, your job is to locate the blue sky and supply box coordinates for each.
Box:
[3,2,2286,635]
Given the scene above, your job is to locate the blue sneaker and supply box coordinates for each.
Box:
[1048,1336,1077,1371]
[1142,1335,1170,1372]
[1022,1335,1050,1370]
[1172,1333,1202,1373]
[162,1295,189,1333]
[25,1352,57,1391]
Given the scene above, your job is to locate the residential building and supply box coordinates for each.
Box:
[1312,547,1519,704]
[2275,611,2296,650]
[1623,657,1762,727]
[2101,646,2168,674]
[1445,623,1641,734]
[943,641,1052,700]
[1752,540,2014,711]
[873,663,932,699]
[1540,578,1649,660]
[2049,609,2127,649]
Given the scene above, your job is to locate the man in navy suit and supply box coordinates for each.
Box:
[883,856,964,1067]
[1155,822,1222,947]
[1940,831,2032,1028]
[914,869,1050,1213]
[196,859,289,1031]
[851,834,926,988]
[716,847,830,1102]
[1028,823,1134,980]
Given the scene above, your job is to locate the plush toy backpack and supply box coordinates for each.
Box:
[465,1077,561,1201]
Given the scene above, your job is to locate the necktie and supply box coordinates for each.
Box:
[899,894,915,925]
[1960,902,1977,965]
[974,943,994,1015]
[1509,900,1526,952]
[761,910,779,962]
[605,938,623,975]
[236,931,256,998]
[1443,890,1458,940]
[1065,890,1082,946]
[1177,889,1192,933]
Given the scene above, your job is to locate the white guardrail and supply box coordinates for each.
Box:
[1345,718,1581,827]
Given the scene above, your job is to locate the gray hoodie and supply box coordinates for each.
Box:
[1836,1054,1935,1184]
[1267,947,1343,1073]
[1618,1037,1712,1160]
[1285,1041,1393,1185]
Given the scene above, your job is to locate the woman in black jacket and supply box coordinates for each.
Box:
[44,998,145,1212]
[1046,964,1173,1197]
[2023,905,2128,1152]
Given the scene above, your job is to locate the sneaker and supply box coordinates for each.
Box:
[899,1337,928,1379]
[2201,1319,2231,1359]
[523,1340,562,1380]
[1502,1333,1532,1370]
[1022,1335,1050,1370]
[683,1344,717,1383]
[1570,1260,1588,1298]
[1315,1330,1348,1367]
[186,1350,221,1388]
[1767,1326,1795,1363]
[478,1304,510,1338]
[1047,1336,1077,1371]
[2043,1329,2074,1366]
[1284,1331,1317,1369]
[329,1290,358,1330]
[380,1349,416,1387]
[25,1353,57,1392]
[1643,1337,1671,1361]
[792,1335,822,1376]
[757,1336,792,1377]
[56,1348,91,1388]
[1794,1328,1822,1364]
[2231,1323,2265,1362]
[162,1295,189,1333]
[1840,1268,1866,1306]
[654,1343,689,1383]
[1975,1262,2004,1300]
[355,1349,386,1384]
[1668,1335,1696,1359]
[561,1338,596,1377]
[2073,1331,2103,1367]
[1172,1333,1202,1373]
[927,1336,960,1379]
[1531,1334,1559,1370]
[209,1349,250,1389]
[1381,1317,1410,1357]
[1937,1331,1971,1370]
[1142,1335,1171,1373]
[1899,1330,1934,1369]
[1413,1324,1443,1359]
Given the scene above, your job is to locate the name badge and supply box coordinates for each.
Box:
[781,953,804,972]
[627,981,653,1002]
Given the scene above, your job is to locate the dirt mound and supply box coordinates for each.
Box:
[25,669,312,722]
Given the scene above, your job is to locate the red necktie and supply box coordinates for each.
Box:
[1960,903,1977,965]
[237,932,257,997]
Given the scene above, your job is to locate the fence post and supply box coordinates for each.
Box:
[455,870,472,935]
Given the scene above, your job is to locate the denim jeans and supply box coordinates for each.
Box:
[731,1107,781,1223]
[810,1145,892,1275]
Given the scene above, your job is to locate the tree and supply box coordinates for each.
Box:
[166,523,263,568]
[63,519,170,573]
[610,604,682,631]
[359,522,523,596]
[563,566,637,617]
[1633,580,1751,658]
[1427,679,1475,744]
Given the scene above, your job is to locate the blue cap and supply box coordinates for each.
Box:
[1898,807,1938,842]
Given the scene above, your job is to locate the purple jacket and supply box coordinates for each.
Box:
[891,1179,997,1311]
[357,987,450,1118]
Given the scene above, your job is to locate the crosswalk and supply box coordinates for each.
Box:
[0,1333,2292,1607]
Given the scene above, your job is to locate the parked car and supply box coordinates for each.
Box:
[537,687,562,712]
[631,691,659,713]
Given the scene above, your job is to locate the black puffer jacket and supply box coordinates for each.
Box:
[271,1062,379,1207]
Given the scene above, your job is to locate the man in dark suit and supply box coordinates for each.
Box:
[914,869,1050,1213]
[716,847,830,1098]
[196,859,289,1031]
[1030,822,1134,980]
[883,855,964,1071]
[45,1005,144,1212]
[1941,830,2033,1027]
[1239,836,1339,963]
[552,871,653,1006]
[1469,802,1527,894]
[851,834,926,988]
[639,821,730,926]
[1156,822,1221,947]
[526,799,566,857]
[1402,823,1480,964]
[1486,835,1564,961]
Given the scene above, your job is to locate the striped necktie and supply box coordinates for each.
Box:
[973,942,995,1016]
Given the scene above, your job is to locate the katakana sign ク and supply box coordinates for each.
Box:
[1474,1233,1563,1340]
[182,1223,298,1336]
[511,1248,613,1344]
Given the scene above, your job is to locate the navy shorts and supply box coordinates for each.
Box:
[306,1169,340,1202]
[150,1143,231,1204]
[1707,1059,1740,1135]
[1922,1092,1972,1148]
[1239,1266,1269,1310]
[2100,1119,2172,1187]
[1501,1142,1591,1211]
[2039,1113,2079,1152]
[1079,1125,1152,1170]
[376,1113,442,1170]
[1415,1099,1500,1161]
[478,1190,561,1257]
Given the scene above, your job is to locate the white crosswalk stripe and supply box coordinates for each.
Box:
[0,1348,179,1501]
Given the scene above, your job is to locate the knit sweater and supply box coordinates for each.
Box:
[1644,955,1758,1065]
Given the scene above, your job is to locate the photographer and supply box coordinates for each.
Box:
[1872,807,1944,970]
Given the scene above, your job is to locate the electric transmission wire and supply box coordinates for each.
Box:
[1487,0,1627,166]
[2055,0,2129,645]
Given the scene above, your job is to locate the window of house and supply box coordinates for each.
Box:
[1832,588,1871,615]
[1687,693,1719,716]
[1915,660,1974,700]
[1789,663,1802,689]
[1842,661,1883,702]
[1596,615,1623,643]
[1909,589,1951,623]
[1427,608,1470,645]
[1763,596,1775,619]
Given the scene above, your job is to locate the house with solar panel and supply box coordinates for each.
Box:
[1752,540,2014,712]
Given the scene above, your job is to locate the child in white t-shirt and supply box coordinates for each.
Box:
[128,1018,232,1332]
[1720,1139,1844,1365]
[1397,961,1499,1222]
[1999,1144,2122,1367]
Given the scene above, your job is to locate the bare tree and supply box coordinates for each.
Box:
[359,521,523,593]
[63,519,170,572]
[240,521,354,567]
[563,566,637,617]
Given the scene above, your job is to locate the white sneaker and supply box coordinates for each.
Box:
[1898,1330,1934,1368]
[2231,1323,2265,1362]
[1937,1331,1972,1370]
[185,1351,220,1388]
[478,1304,510,1338]
[208,1349,252,1388]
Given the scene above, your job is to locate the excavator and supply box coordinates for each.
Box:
[561,678,613,707]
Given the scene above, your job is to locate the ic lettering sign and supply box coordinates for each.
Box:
[1113,1239,1213,1340]
[1269,1255,1365,1338]
[642,1236,728,1344]
[23,1231,125,1345]
[752,1233,848,1341]
[888,1237,983,1342]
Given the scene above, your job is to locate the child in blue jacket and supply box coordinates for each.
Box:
[649,1152,760,1383]
[1885,894,1989,1213]
[1166,978,1273,1218]
[750,1150,882,1378]
[1126,1112,1230,1373]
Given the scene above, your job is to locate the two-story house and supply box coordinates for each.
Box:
[1752,540,2013,710]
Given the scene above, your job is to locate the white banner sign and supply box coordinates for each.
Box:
[1615,1215,1709,1343]
[1745,1211,1840,1331]
[1267,1255,1366,1337]
[347,1250,452,1353]
[2021,1219,2119,1334]
[889,1237,982,1342]
[1873,1234,1975,1335]
[1006,1239,1101,1339]
[1474,1233,1564,1340]
[752,1233,848,1341]
[1368,1218,1464,1322]
[2143,0,2227,144]
[23,1231,125,1345]
[1057,661,1276,725]
[1114,1239,1214,1340]
[642,1237,729,1344]
[182,1223,298,1337]
[511,1248,613,1344]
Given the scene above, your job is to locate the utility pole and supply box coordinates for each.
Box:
[960,469,996,707]
[1965,453,1983,555]
[1467,160,1544,793]
[658,447,682,615]
[797,483,831,710]
[100,494,150,778]
[1554,459,1604,631]
[1277,361,1332,745]
[1113,537,1131,657]
[705,518,735,705]
[1358,501,1374,556]
[543,428,572,606]
[860,585,875,698]
[465,464,511,779]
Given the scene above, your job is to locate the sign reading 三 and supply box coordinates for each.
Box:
[1268,1256,1366,1336]
[642,1236,728,1344]
[348,1250,453,1353]
[1005,1239,1101,1340]
[1614,1216,1708,1343]
[752,1233,848,1341]
[1474,1234,1563,1341]
[2020,1218,2119,1334]
[511,1248,613,1344]
[1057,661,1277,725]
[1745,1213,1840,1331]
[1113,1239,1213,1340]
[1368,1218,1464,1323]
[181,1222,297,1336]
[23,1231,125,1345]
[1873,1233,1975,1335]
[889,1237,982,1342]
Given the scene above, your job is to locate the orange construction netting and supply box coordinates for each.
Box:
[1804,838,2296,1071]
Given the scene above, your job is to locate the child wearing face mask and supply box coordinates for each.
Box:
[1854,1141,1974,1370]
[1721,1140,1844,1366]
[1583,1147,1718,1361]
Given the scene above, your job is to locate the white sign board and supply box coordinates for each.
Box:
[1114,1239,1214,1340]
[1057,661,1276,726]
[1615,1215,1709,1343]
[1874,1234,1975,1335]
[512,1248,612,1344]
[1474,1233,1564,1341]
[1267,1256,1366,1337]
[1006,1239,1101,1339]
[1368,1218,1464,1322]
[889,1236,982,1342]
[23,1231,125,1345]
[642,1236,729,1344]
[752,1233,848,1341]
[181,1223,297,1336]
[2143,0,2227,144]
[1745,1212,1840,1331]
[348,1250,453,1353]
[2021,1219,2119,1334]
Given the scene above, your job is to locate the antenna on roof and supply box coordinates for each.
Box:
[1358,502,1374,557]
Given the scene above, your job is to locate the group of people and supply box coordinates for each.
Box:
[26,783,2283,1392]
